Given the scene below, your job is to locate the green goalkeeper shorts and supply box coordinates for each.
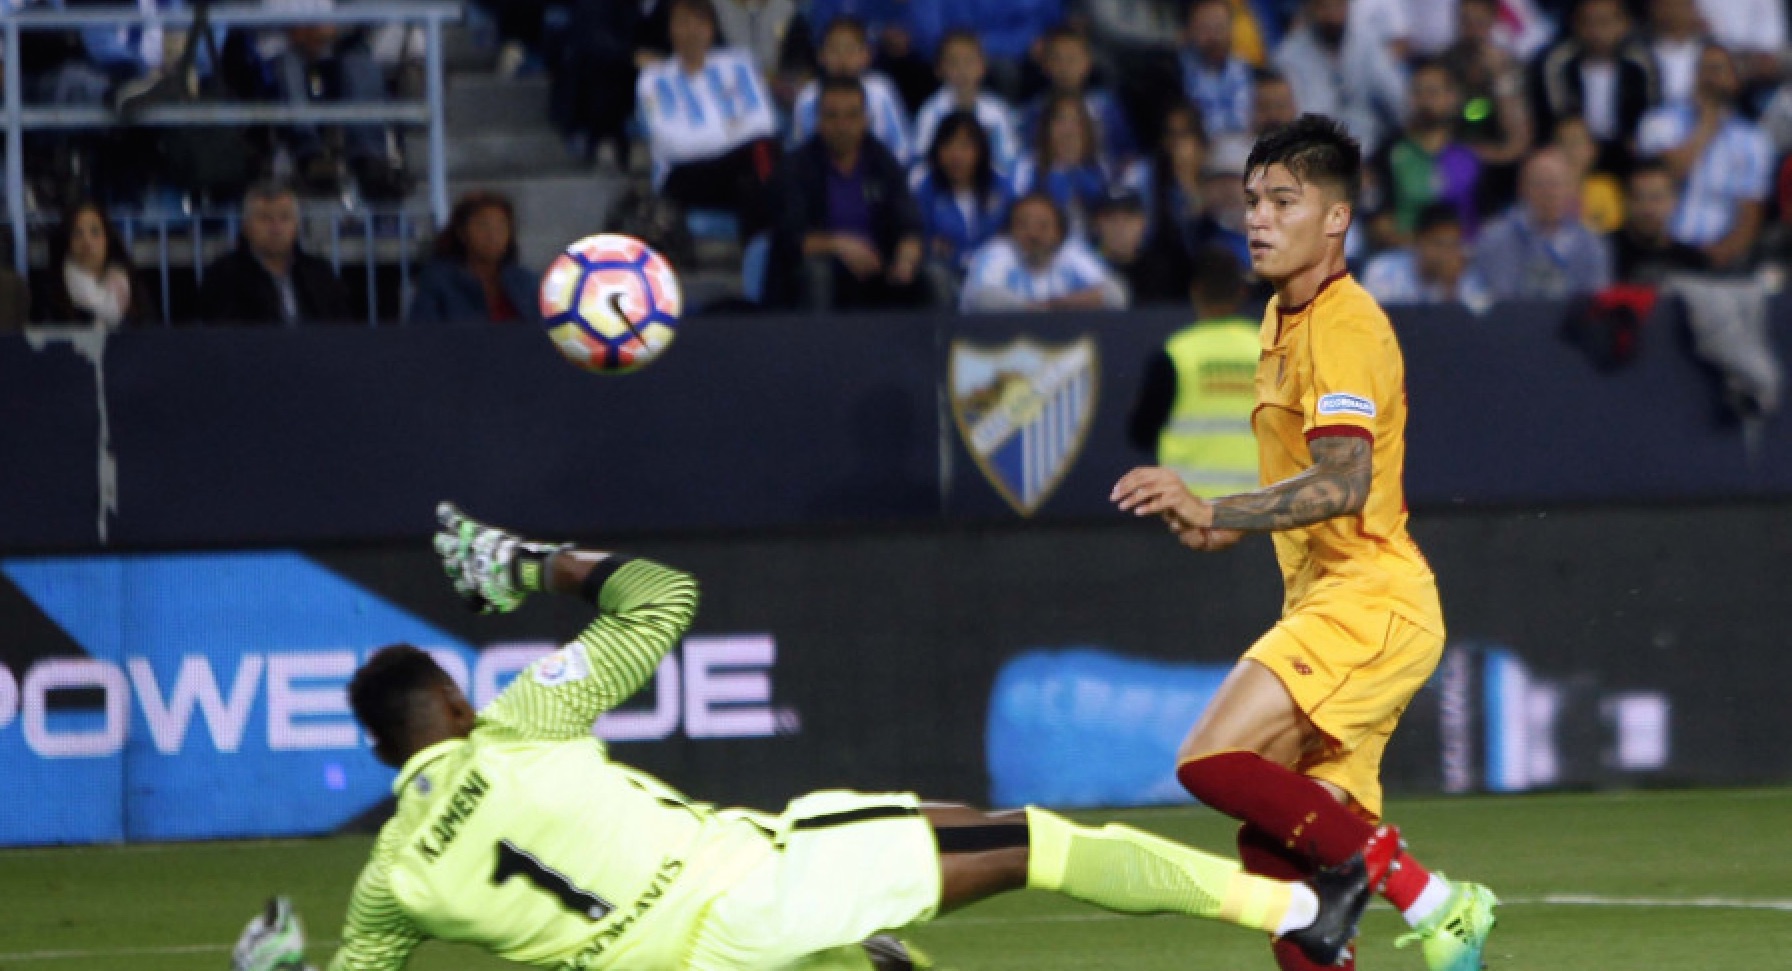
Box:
[685,790,941,970]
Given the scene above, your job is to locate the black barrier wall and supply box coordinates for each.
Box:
[6,297,1792,551]
[4,504,1784,837]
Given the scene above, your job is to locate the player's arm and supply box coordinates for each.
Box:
[1111,434,1369,534]
[327,856,425,971]
[435,503,699,739]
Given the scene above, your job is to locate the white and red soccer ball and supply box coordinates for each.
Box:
[539,234,683,374]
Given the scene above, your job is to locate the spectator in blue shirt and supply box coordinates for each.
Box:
[407,191,542,326]
[912,110,1015,275]
[1361,202,1492,311]
[1635,43,1772,270]
[961,192,1127,310]
[1013,92,1114,239]
[1022,26,1137,163]
[1179,0,1254,142]
[914,31,1022,174]
[1473,148,1613,300]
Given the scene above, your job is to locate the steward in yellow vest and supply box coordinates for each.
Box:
[1128,246,1261,497]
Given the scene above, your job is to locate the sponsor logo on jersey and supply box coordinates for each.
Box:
[533,646,592,687]
[949,335,1099,517]
[1316,392,1376,418]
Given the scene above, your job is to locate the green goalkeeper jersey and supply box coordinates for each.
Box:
[329,558,768,971]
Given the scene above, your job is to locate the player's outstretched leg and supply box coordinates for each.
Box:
[926,805,1371,966]
[1239,824,1355,970]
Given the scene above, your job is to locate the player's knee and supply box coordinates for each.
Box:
[1175,750,1261,810]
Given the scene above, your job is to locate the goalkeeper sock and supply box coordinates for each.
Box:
[1024,807,1315,936]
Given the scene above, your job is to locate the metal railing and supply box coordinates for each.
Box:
[2,1,463,278]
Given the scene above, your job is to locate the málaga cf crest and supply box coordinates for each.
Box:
[949,336,1100,516]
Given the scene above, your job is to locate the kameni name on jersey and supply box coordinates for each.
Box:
[415,769,492,862]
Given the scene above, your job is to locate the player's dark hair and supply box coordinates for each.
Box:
[667,0,718,26]
[937,28,983,62]
[818,74,867,105]
[435,189,520,265]
[1253,67,1288,87]
[1245,113,1362,205]
[927,110,998,205]
[822,15,869,45]
[1190,244,1247,309]
[349,645,455,756]
[1413,201,1462,236]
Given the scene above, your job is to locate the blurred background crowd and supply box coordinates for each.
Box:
[3,0,1791,326]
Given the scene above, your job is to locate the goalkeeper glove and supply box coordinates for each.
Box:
[433,502,569,614]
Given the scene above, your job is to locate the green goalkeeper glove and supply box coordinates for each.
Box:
[230,897,312,971]
[433,502,569,614]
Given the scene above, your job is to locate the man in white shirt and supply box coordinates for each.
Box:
[636,0,781,237]
[791,17,915,163]
[913,31,1020,173]
[1179,0,1255,142]
[961,193,1128,311]
[1271,0,1409,154]
[1646,0,1708,105]
[1636,43,1772,269]
[1361,202,1491,311]
[1695,0,1785,87]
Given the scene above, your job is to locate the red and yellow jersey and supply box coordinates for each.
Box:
[1253,273,1442,631]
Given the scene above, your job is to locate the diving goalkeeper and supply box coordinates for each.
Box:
[323,504,1374,971]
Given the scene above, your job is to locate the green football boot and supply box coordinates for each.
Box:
[1395,879,1499,971]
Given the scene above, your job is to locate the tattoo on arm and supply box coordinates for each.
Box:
[1210,435,1372,531]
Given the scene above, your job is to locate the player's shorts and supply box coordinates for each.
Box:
[684,790,941,971]
[1244,598,1444,819]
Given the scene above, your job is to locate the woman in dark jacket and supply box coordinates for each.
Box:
[40,200,148,327]
[407,191,541,325]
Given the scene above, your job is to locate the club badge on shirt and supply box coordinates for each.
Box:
[534,646,592,686]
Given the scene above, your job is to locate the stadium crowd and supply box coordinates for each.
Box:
[3,0,1792,324]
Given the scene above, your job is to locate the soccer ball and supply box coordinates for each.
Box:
[538,234,683,373]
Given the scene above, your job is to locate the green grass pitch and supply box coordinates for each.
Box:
[3,788,1788,970]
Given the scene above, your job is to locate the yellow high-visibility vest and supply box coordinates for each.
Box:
[1157,315,1262,499]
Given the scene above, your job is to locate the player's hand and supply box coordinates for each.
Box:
[1171,521,1245,552]
[834,236,884,278]
[1111,467,1211,527]
[433,502,567,614]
